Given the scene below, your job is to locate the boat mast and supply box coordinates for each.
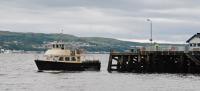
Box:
[59,29,64,42]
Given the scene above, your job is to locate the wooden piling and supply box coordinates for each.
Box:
[107,51,200,73]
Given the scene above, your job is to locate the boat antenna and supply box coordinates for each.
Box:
[60,29,64,42]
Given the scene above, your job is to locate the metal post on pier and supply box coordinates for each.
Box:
[147,19,153,51]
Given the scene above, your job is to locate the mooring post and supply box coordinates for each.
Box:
[178,55,183,73]
[119,55,125,71]
[107,50,114,72]
[146,54,150,72]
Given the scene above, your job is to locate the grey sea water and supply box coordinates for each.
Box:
[0,54,200,91]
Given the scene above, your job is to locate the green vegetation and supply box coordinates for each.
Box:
[0,31,181,52]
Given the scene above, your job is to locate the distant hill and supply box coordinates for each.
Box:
[0,31,182,52]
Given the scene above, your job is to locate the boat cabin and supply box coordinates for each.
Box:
[186,33,200,51]
[44,41,81,63]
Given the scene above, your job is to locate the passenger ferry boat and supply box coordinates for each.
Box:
[34,41,101,71]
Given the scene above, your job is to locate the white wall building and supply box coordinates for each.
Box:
[186,33,200,51]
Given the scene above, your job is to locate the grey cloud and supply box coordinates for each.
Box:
[0,0,199,43]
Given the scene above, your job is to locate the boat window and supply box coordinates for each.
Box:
[198,43,200,47]
[77,50,80,54]
[61,44,64,49]
[71,51,75,56]
[77,57,80,60]
[56,44,59,48]
[59,57,64,61]
[53,44,55,48]
[53,56,59,61]
[65,57,70,61]
[71,57,76,61]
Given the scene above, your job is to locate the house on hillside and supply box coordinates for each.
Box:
[186,33,200,51]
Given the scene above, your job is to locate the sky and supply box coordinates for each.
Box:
[0,0,200,44]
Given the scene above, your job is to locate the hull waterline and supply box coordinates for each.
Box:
[35,60,100,71]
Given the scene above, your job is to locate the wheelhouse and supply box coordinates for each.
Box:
[44,41,81,63]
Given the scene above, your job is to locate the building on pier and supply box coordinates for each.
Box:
[186,33,200,51]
